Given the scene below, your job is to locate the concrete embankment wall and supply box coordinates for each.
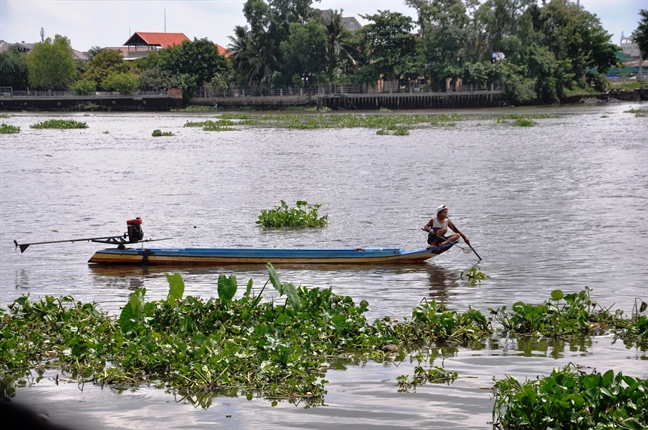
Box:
[188,94,316,109]
[1,88,643,112]
[188,90,506,110]
[0,96,183,111]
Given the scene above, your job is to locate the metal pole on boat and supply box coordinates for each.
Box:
[13,236,125,253]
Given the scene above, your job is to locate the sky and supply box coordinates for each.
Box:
[1,0,646,52]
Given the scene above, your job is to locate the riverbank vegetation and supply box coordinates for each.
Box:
[257,200,329,227]
[1,267,646,414]
[2,2,643,106]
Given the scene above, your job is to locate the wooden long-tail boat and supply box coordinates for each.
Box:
[87,244,455,266]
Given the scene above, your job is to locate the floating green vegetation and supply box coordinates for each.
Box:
[218,113,254,120]
[601,115,609,118]
[179,112,471,132]
[0,113,11,118]
[512,119,537,127]
[379,107,392,112]
[102,131,109,134]
[184,119,252,131]
[377,125,410,135]
[171,105,216,112]
[490,288,622,340]
[152,129,175,137]
[621,107,647,117]
[498,113,557,120]
[0,123,20,134]
[0,282,645,411]
[461,267,489,285]
[396,366,458,392]
[257,200,328,228]
[283,106,332,112]
[30,119,88,129]
[492,364,648,430]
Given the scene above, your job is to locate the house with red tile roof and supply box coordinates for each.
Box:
[215,43,232,58]
[124,32,190,49]
[119,32,190,60]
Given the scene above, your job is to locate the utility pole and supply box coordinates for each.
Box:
[40,27,44,42]
[164,9,166,32]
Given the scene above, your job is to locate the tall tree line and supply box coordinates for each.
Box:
[1,4,645,104]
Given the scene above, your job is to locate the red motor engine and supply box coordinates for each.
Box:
[126,218,144,243]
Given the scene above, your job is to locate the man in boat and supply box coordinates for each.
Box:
[423,205,470,248]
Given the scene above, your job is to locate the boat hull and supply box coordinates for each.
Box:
[88,244,453,266]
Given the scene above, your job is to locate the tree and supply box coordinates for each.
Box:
[0,46,29,90]
[83,49,130,88]
[358,11,418,82]
[139,66,178,91]
[136,38,230,100]
[159,38,230,87]
[634,9,648,81]
[70,79,97,95]
[241,0,319,85]
[475,0,534,54]
[103,72,140,95]
[523,0,618,85]
[280,20,327,84]
[228,25,254,85]
[24,35,76,90]
[321,10,356,81]
[421,0,473,84]
[246,37,278,84]
[635,10,648,59]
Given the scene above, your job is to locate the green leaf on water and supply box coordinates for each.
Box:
[165,273,185,306]
[267,263,283,294]
[282,281,301,312]
[119,287,146,333]
[551,289,564,301]
[246,279,253,297]
[218,274,238,302]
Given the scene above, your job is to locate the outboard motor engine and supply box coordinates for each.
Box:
[126,218,144,243]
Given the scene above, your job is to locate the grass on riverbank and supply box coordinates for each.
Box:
[1,270,645,412]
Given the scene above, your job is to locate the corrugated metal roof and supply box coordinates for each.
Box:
[123,32,189,48]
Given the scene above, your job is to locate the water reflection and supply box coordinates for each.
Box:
[493,336,593,358]
[14,269,31,291]
[425,264,462,299]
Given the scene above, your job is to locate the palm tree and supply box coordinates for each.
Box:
[228,25,253,78]
[323,10,356,81]
[246,37,277,84]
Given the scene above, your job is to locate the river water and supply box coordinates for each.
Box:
[1,104,646,429]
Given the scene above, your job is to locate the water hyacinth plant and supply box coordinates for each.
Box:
[489,288,617,338]
[461,267,489,285]
[0,280,645,415]
[492,364,648,430]
[30,119,88,129]
[0,123,20,134]
[152,129,174,137]
[256,200,328,228]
